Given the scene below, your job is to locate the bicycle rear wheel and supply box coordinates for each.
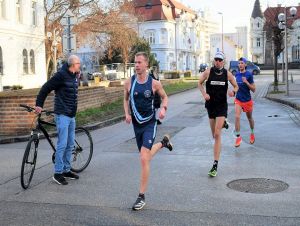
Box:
[20,137,39,189]
[71,127,93,173]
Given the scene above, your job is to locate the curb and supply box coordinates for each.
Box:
[266,96,300,111]
[0,86,197,144]
[265,83,300,111]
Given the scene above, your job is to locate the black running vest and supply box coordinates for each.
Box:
[205,67,228,106]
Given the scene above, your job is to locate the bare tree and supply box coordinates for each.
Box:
[264,8,285,91]
[44,0,97,78]
[73,0,140,66]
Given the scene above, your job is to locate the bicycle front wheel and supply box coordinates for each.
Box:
[71,127,93,173]
[20,137,39,189]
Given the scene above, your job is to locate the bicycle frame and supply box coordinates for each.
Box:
[35,115,57,153]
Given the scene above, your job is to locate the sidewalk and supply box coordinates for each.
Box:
[266,77,300,111]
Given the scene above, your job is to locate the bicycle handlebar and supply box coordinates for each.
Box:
[19,104,55,115]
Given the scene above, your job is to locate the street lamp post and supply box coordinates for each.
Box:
[218,12,224,52]
[47,28,61,73]
[278,6,297,96]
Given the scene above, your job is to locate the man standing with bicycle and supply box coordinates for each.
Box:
[35,55,81,185]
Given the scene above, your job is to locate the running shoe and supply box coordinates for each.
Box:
[161,134,173,151]
[132,196,146,211]
[208,167,217,177]
[235,136,242,147]
[250,133,255,144]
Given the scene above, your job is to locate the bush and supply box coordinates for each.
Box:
[184,71,192,78]
[11,85,23,90]
[163,71,180,79]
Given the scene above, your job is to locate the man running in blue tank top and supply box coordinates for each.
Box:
[124,52,173,211]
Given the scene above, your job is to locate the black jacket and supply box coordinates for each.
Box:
[36,63,78,117]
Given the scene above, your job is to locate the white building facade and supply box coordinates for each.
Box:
[135,0,219,74]
[250,0,300,65]
[0,0,46,91]
[210,27,249,63]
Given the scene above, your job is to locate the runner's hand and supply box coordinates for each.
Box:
[242,77,248,84]
[204,93,210,101]
[159,108,166,120]
[125,114,132,124]
[228,90,235,97]
[35,106,42,114]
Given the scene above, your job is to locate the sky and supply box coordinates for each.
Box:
[180,0,300,33]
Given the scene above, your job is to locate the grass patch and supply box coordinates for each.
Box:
[163,81,198,95]
[184,76,199,80]
[269,90,285,94]
[272,82,285,86]
[75,81,198,126]
[76,98,124,126]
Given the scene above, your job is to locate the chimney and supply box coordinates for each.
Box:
[277,4,281,7]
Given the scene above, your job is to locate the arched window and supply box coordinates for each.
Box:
[30,50,35,73]
[0,46,3,75]
[23,49,28,74]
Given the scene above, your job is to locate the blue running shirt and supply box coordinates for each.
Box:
[235,71,254,102]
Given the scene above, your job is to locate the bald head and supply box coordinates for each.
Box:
[68,55,80,67]
[67,55,81,73]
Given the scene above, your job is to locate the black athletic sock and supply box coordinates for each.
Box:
[138,193,145,199]
[213,160,218,169]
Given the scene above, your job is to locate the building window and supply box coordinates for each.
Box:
[257,38,261,47]
[32,1,37,26]
[16,0,22,23]
[257,22,260,28]
[0,0,5,19]
[23,49,28,74]
[169,30,173,44]
[160,28,167,44]
[0,46,3,75]
[30,50,35,73]
[145,0,152,9]
[146,30,155,44]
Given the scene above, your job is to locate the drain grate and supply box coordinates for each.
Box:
[227,178,289,194]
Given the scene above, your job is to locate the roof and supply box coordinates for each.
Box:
[264,6,300,27]
[251,0,263,18]
[134,0,196,22]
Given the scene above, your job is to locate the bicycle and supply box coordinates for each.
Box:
[19,104,93,189]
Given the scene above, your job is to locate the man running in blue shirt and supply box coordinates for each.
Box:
[234,57,256,147]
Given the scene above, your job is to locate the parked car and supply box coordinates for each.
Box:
[199,63,208,73]
[229,60,260,75]
[87,72,103,80]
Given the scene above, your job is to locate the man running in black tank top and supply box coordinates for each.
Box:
[124,52,173,211]
[198,52,238,177]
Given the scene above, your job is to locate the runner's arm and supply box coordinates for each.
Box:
[198,68,209,99]
[228,71,239,95]
[242,76,256,93]
[154,80,168,109]
[123,79,131,121]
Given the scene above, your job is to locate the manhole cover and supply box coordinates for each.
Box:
[227,178,288,194]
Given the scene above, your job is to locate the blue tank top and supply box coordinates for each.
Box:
[130,75,155,124]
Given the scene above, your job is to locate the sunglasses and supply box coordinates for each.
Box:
[214,58,223,62]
